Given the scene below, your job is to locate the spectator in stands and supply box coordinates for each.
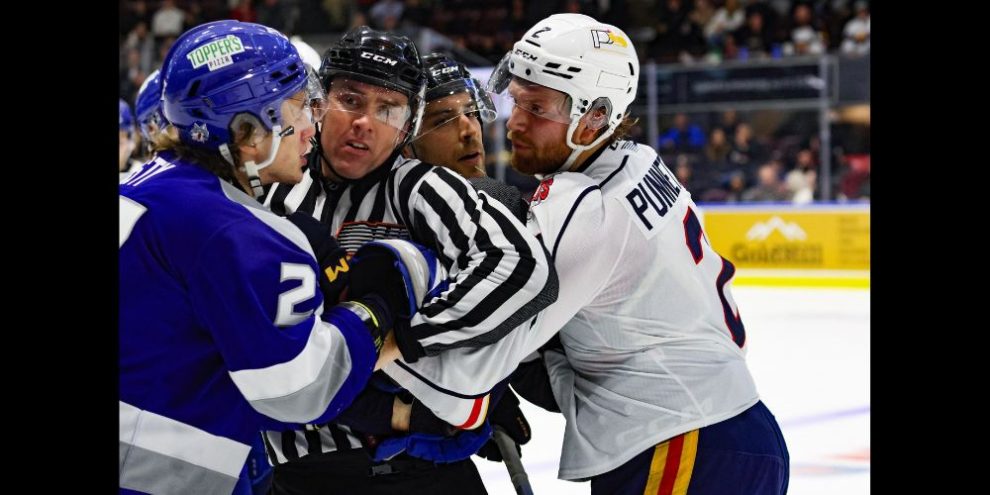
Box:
[651,0,706,63]
[728,123,765,177]
[733,9,775,59]
[705,127,732,165]
[839,153,870,201]
[659,112,706,153]
[151,0,185,40]
[705,0,745,45]
[841,1,870,55]
[690,0,716,36]
[784,149,817,204]
[725,169,748,203]
[743,162,791,202]
[674,154,700,193]
[784,3,825,56]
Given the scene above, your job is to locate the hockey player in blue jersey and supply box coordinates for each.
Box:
[119,20,436,495]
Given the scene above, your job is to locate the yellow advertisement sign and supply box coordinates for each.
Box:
[700,206,870,271]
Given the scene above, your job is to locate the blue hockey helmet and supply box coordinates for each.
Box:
[135,69,166,142]
[161,20,316,151]
[119,98,135,134]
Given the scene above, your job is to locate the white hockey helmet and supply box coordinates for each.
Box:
[487,14,639,171]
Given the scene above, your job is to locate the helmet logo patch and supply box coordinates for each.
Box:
[361,52,398,66]
[191,123,210,143]
[186,35,245,71]
[591,29,628,49]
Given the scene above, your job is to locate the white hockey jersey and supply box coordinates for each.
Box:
[379,141,759,469]
[536,140,759,479]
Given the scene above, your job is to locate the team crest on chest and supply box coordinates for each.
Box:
[530,177,555,207]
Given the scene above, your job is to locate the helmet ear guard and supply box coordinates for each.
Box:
[584,97,612,133]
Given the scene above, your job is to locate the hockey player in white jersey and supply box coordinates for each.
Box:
[485,13,790,494]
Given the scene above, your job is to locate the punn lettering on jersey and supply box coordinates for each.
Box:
[623,156,682,236]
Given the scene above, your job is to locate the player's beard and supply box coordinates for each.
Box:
[508,130,572,176]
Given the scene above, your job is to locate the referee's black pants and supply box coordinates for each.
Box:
[269,448,488,495]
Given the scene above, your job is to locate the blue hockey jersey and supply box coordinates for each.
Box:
[119,153,377,494]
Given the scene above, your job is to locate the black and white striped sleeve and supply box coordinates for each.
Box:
[388,162,558,359]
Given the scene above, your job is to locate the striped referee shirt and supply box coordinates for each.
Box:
[261,151,557,465]
[264,151,556,358]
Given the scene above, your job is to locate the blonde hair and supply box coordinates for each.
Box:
[151,121,263,185]
[606,115,640,144]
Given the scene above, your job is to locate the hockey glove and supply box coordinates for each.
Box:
[348,240,447,362]
[285,211,351,304]
[476,388,531,462]
[373,421,493,463]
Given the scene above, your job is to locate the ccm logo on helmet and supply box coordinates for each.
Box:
[513,48,537,61]
[361,51,398,66]
[431,66,460,77]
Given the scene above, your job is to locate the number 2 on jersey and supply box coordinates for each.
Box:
[683,207,746,348]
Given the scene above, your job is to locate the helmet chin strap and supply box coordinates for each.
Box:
[555,119,613,174]
[221,124,287,200]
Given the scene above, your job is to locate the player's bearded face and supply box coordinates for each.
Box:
[505,81,572,176]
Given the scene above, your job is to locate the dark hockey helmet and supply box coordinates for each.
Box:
[319,26,427,143]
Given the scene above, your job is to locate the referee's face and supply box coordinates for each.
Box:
[322,78,410,180]
[412,93,486,178]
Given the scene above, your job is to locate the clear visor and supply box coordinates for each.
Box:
[326,78,417,137]
[415,80,496,139]
[272,68,329,138]
[294,66,329,126]
[487,53,573,125]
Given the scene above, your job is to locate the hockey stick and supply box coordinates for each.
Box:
[494,426,534,495]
